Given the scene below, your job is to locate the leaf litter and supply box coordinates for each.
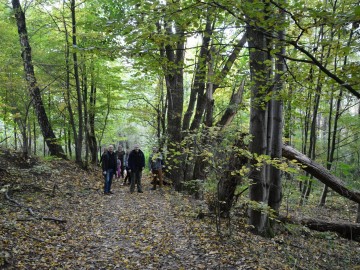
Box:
[0,149,359,269]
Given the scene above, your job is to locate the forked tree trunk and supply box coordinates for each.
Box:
[12,0,65,158]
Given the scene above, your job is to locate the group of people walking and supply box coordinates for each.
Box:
[100,144,164,195]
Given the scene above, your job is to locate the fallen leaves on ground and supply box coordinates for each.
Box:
[0,150,359,269]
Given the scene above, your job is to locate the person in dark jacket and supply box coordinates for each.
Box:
[127,144,145,193]
[149,146,164,190]
[116,145,126,178]
[102,144,117,195]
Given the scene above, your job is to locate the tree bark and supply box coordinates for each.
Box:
[280,215,360,242]
[71,0,84,165]
[88,62,98,164]
[268,12,285,214]
[246,0,271,233]
[12,0,65,158]
[163,19,185,190]
[216,80,245,129]
[183,15,213,131]
[282,144,360,204]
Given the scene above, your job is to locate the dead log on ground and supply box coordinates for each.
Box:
[282,144,360,204]
[280,215,360,241]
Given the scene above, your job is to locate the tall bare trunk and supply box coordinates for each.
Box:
[71,0,83,165]
[246,4,270,233]
[12,0,65,158]
[268,9,285,214]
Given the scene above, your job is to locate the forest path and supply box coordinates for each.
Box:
[64,176,243,270]
[2,156,360,270]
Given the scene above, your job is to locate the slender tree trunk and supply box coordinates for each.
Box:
[12,0,65,158]
[71,0,83,165]
[33,117,36,155]
[183,15,213,131]
[82,59,89,167]
[62,5,77,160]
[14,125,18,150]
[67,125,72,158]
[88,61,97,164]
[320,26,354,206]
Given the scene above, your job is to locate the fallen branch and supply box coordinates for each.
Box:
[0,136,10,144]
[280,215,360,242]
[5,191,67,223]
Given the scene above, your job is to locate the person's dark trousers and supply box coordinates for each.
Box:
[130,170,142,193]
[120,164,125,178]
[123,167,131,185]
[104,169,115,194]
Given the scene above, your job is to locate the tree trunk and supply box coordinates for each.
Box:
[33,117,36,155]
[280,216,360,242]
[62,4,76,160]
[282,145,360,204]
[246,1,271,233]
[183,15,213,131]
[88,62,98,164]
[268,14,285,214]
[82,59,89,167]
[71,0,84,165]
[163,20,185,191]
[12,0,65,158]
[217,137,248,216]
[320,26,353,206]
[217,80,245,129]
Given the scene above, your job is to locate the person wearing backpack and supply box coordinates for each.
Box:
[102,144,117,195]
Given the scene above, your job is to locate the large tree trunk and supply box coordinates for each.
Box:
[268,12,285,214]
[12,0,65,158]
[246,1,271,233]
[163,20,185,191]
[282,145,360,204]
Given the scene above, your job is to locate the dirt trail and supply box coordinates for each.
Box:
[3,157,359,270]
[73,178,242,269]
[24,176,244,270]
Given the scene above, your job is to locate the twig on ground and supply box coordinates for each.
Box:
[5,190,67,223]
